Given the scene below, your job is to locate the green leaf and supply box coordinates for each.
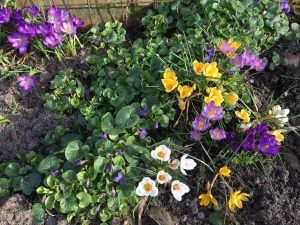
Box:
[65,140,83,162]
[0,115,10,123]
[94,156,108,173]
[76,192,93,208]
[0,178,10,197]
[21,173,42,195]
[62,170,76,183]
[101,112,125,135]
[115,105,140,129]
[208,212,222,225]
[32,203,44,223]
[46,175,56,189]
[45,195,55,210]
[60,196,77,213]
[76,171,88,182]
[5,162,21,177]
[37,155,60,173]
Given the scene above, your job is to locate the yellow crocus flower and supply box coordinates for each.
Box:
[235,109,250,123]
[228,190,250,212]
[177,85,194,99]
[193,60,208,75]
[224,92,239,105]
[203,62,222,82]
[163,68,177,79]
[199,191,218,207]
[204,87,224,106]
[161,78,179,93]
[268,130,285,145]
[219,166,231,177]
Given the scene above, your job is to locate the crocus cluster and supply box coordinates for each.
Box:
[231,49,267,71]
[217,39,241,59]
[136,145,196,201]
[280,0,290,13]
[237,123,281,155]
[190,101,226,141]
[2,5,83,55]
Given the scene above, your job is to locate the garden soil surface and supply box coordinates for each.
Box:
[1,29,300,225]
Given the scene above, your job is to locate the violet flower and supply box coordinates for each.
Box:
[257,134,280,155]
[138,129,148,138]
[91,38,100,45]
[71,16,84,28]
[17,74,36,91]
[280,0,290,13]
[231,55,244,69]
[7,32,29,55]
[201,101,224,121]
[26,6,40,17]
[100,133,108,140]
[242,134,255,151]
[51,170,60,176]
[250,56,267,71]
[114,172,124,184]
[11,9,24,24]
[139,106,148,116]
[210,128,226,141]
[18,22,36,37]
[36,23,53,37]
[226,132,237,141]
[43,34,60,48]
[60,21,76,34]
[190,130,202,141]
[192,116,211,131]
[117,149,124,155]
[0,7,10,25]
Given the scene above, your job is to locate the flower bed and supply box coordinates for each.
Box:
[1,0,300,224]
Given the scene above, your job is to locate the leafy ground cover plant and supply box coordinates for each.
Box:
[0,0,299,224]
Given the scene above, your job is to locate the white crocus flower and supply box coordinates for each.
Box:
[169,159,180,170]
[171,180,190,201]
[240,122,253,131]
[135,177,158,197]
[156,171,172,184]
[269,105,289,127]
[151,145,171,161]
[180,154,197,175]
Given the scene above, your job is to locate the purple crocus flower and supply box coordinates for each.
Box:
[36,23,53,37]
[17,74,36,91]
[280,0,290,13]
[47,7,69,24]
[204,54,213,63]
[117,149,124,155]
[204,48,216,62]
[138,129,148,138]
[242,134,255,151]
[210,128,226,141]
[60,21,76,34]
[0,7,10,24]
[51,170,60,176]
[26,6,40,17]
[192,116,211,131]
[18,22,36,37]
[53,32,64,42]
[201,101,224,121]
[100,133,108,140]
[7,32,29,55]
[52,22,63,33]
[113,172,124,184]
[71,16,84,28]
[190,130,202,141]
[226,132,237,141]
[43,34,60,48]
[241,49,253,66]
[255,123,268,134]
[11,9,24,24]
[257,134,280,155]
[250,56,267,71]
[231,55,244,69]
[139,106,148,116]
[207,48,216,55]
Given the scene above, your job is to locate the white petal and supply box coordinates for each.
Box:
[136,186,145,196]
[173,193,183,201]
[180,167,187,175]
[150,187,158,197]
[151,150,157,159]
[181,158,197,170]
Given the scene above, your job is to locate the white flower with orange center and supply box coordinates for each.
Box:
[171,180,190,201]
[169,159,180,170]
[151,145,171,161]
[156,171,172,184]
[135,177,158,197]
[180,154,197,175]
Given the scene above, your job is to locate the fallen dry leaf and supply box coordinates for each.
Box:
[137,197,148,225]
[148,207,174,225]
[286,54,300,67]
